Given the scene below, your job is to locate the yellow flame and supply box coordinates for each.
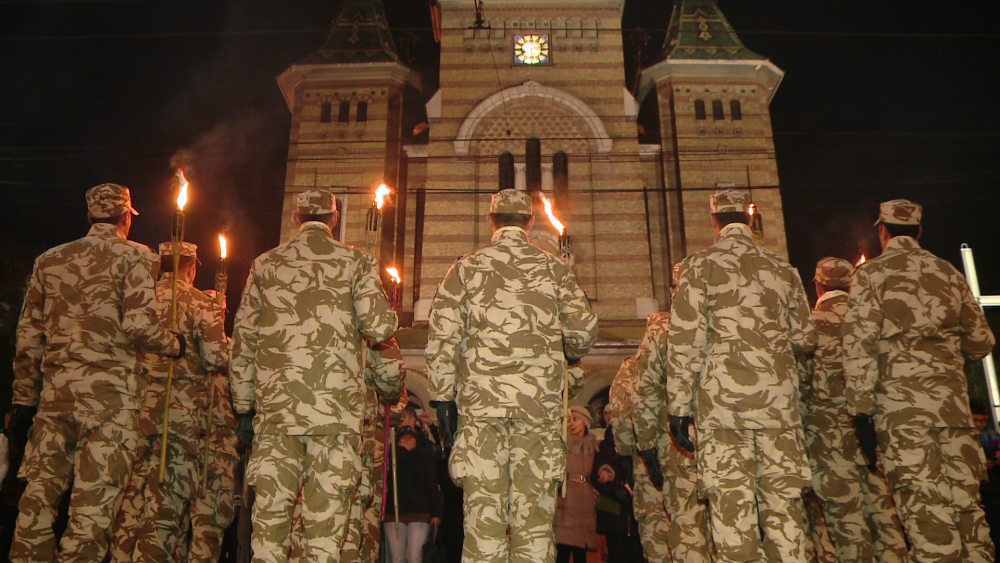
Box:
[375,184,392,210]
[385,267,401,284]
[175,169,189,211]
[219,233,228,260]
[539,193,565,235]
[748,203,756,216]
[856,254,867,266]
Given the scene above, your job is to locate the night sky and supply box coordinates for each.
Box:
[2,0,999,310]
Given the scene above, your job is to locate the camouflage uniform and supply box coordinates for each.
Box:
[426,189,598,563]
[340,339,404,563]
[121,242,230,563]
[800,257,908,563]
[230,189,399,563]
[609,355,673,563]
[844,199,996,563]
[633,311,713,563]
[11,184,183,563]
[667,190,817,563]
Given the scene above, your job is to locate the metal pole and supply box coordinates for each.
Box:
[159,210,184,480]
[961,244,1000,433]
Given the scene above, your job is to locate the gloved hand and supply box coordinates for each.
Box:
[854,413,879,472]
[8,404,38,451]
[431,400,458,449]
[236,411,255,450]
[619,454,634,488]
[639,448,663,489]
[669,415,695,453]
[169,332,187,360]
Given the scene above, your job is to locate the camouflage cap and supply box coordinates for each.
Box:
[875,199,922,226]
[709,189,749,214]
[569,405,593,426]
[159,242,201,264]
[489,189,532,215]
[86,183,139,218]
[295,189,336,215]
[813,256,853,288]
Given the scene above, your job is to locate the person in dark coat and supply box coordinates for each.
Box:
[384,425,444,563]
[554,406,600,563]
[592,424,644,563]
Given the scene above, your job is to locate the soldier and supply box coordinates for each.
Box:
[844,199,996,563]
[229,188,399,563]
[800,257,908,563]
[667,189,817,563]
[426,188,598,563]
[631,262,712,563]
[118,242,230,563]
[9,183,185,563]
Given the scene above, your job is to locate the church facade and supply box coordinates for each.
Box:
[275,0,786,408]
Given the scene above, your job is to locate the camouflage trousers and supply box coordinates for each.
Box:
[188,448,237,563]
[341,449,383,563]
[662,436,712,563]
[803,489,836,563]
[699,427,811,563]
[449,416,564,563]
[248,433,362,563]
[109,437,153,563]
[630,456,672,563]
[878,427,992,563]
[12,410,137,563]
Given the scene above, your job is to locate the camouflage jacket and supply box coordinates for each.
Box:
[633,313,672,451]
[13,223,180,414]
[609,356,636,456]
[799,290,851,428]
[229,221,398,435]
[844,236,995,429]
[139,274,229,441]
[426,227,598,420]
[667,223,817,430]
[207,372,238,455]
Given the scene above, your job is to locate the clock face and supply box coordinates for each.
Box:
[514,34,550,65]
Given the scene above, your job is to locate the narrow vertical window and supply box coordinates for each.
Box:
[525,138,542,193]
[553,151,569,208]
[498,151,515,190]
[730,100,742,121]
[712,100,724,121]
[338,101,351,123]
[694,100,706,121]
[320,102,332,123]
[356,101,368,123]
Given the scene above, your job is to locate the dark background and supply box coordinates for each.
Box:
[2,1,999,405]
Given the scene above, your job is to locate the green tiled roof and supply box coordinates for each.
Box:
[297,0,400,65]
[662,0,765,61]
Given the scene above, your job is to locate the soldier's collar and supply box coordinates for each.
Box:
[885,236,920,251]
[297,221,333,236]
[815,289,848,308]
[718,222,752,240]
[159,271,193,286]
[88,222,125,240]
[492,225,528,242]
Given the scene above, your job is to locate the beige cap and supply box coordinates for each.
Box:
[709,189,750,214]
[490,189,532,215]
[159,242,201,264]
[86,183,139,218]
[569,405,593,426]
[875,199,921,226]
[814,257,853,288]
[295,189,336,215]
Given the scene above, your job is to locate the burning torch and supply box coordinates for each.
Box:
[160,169,189,480]
[385,267,402,311]
[748,203,764,246]
[201,232,229,494]
[365,184,392,259]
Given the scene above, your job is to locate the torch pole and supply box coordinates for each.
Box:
[159,209,185,480]
[203,248,228,495]
[561,362,569,498]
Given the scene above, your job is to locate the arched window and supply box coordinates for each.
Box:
[356,101,368,123]
[320,102,332,123]
[712,100,724,121]
[553,151,569,207]
[338,101,351,123]
[525,138,542,193]
[694,100,706,121]
[498,151,515,190]
[730,100,742,121]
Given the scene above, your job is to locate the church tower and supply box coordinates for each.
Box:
[276,0,420,261]
[638,0,787,270]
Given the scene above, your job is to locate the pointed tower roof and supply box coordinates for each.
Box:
[297,0,400,65]
[662,0,764,61]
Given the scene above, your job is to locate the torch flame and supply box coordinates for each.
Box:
[748,203,756,216]
[385,267,401,284]
[856,254,867,266]
[175,169,189,211]
[218,233,228,260]
[539,193,565,235]
[375,184,392,210]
